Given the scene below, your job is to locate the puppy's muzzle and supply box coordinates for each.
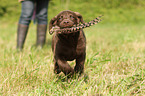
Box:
[60,19,74,28]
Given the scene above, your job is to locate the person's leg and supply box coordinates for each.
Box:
[36,0,49,47]
[17,0,35,50]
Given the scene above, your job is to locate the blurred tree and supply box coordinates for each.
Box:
[0,0,20,17]
[0,0,144,23]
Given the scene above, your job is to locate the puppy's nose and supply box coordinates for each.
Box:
[63,21,69,24]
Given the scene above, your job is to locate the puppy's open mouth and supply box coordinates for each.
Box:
[59,21,75,29]
[60,25,74,29]
[61,26,71,29]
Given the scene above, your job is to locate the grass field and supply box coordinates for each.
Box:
[0,0,145,95]
[0,21,145,95]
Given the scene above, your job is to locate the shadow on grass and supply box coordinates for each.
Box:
[55,73,90,83]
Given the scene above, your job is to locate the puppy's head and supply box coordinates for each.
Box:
[49,10,85,31]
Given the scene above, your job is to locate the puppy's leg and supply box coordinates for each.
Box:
[74,53,86,74]
[57,59,74,76]
[54,59,61,74]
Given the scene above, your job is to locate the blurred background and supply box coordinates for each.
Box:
[0,0,145,24]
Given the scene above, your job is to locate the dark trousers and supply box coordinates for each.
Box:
[19,0,49,25]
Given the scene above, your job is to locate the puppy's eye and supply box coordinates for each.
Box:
[58,16,63,20]
[70,15,74,19]
[59,18,62,20]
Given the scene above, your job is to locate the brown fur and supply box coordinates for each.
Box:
[49,10,86,76]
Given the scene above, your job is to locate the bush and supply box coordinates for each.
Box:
[0,0,145,23]
[0,0,20,17]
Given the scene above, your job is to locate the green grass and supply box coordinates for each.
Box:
[0,22,145,95]
[0,1,145,95]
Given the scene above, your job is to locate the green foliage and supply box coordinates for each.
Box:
[69,0,145,9]
[0,0,20,16]
[0,0,145,23]
[48,0,145,23]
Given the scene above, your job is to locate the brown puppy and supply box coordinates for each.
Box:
[49,10,86,76]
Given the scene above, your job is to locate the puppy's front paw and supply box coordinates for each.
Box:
[54,68,61,74]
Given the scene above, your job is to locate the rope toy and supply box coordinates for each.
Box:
[49,15,103,35]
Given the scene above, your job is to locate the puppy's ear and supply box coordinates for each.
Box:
[49,16,57,31]
[74,12,85,24]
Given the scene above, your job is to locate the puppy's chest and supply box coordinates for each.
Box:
[58,33,79,47]
[58,43,78,61]
[59,35,79,52]
[56,34,84,60]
